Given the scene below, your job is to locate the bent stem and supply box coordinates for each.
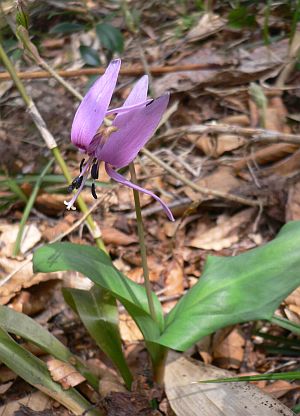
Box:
[129,163,156,323]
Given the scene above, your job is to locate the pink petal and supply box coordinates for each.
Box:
[106,164,174,221]
[105,98,151,116]
[106,75,149,126]
[71,59,121,150]
[98,94,169,168]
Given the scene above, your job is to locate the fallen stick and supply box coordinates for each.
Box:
[0,63,226,81]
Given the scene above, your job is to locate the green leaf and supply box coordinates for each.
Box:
[63,285,133,389]
[198,371,300,384]
[0,305,98,390]
[0,328,101,415]
[95,23,124,53]
[33,243,164,365]
[157,221,300,351]
[228,6,256,29]
[50,22,86,34]
[79,45,101,67]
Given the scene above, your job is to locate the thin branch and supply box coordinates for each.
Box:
[156,124,300,145]
[141,148,261,207]
[0,63,227,81]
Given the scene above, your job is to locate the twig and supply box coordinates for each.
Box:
[141,147,261,207]
[156,124,300,145]
[17,26,83,101]
[0,63,228,81]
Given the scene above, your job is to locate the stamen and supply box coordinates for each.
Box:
[67,176,83,193]
[75,176,83,189]
[91,182,97,199]
[91,162,99,180]
[80,158,85,172]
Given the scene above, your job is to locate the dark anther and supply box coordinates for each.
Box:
[146,99,154,107]
[91,182,97,199]
[80,158,85,173]
[91,162,99,180]
[68,176,83,193]
[75,175,83,189]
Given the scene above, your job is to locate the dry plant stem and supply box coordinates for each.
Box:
[0,41,105,252]
[141,148,260,207]
[0,63,227,81]
[17,27,83,101]
[129,163,157,323]
[158,124,300,145]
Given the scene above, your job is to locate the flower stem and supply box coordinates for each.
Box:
[13,159,54,256]
[0,41,105,253]
[129,163,157,323]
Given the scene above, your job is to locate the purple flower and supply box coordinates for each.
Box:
[65,59,174,221]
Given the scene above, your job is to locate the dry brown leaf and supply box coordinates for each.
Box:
[262,380,300,399]
[183,166,241,202]
[99,372,126,398]
[285,287,300,307]
[47,359,85,389]
[213,329,245,369]
[0,381,13,395]
[119,313,143,342]
[196,134,245,157]
[186,13,227,42]
[41,214,75,241]
[165,352,294,416]
[163,256,184,312]
[0,257,63,305]
[0,391,51,416]
[220,115,250,126]
[0,223,41,256]
[286,181,300,221]
[189,208,255,250]
[155,39,288,96]
[101,226,137,246]
[196,335,213,365]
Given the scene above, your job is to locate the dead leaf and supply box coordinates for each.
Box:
[163,256,184,312]
[0,391,52,416]
[101,226,137,246]
[0,223,41,256]
[189,208,255,250]
[99,372,126,398]
[196,336,213,365]
[286,181,300,221]
[183,166,241,202]
[47,359,85,390]
[0,257,63,305]
[187,13,227,42]
[285,287,300,307]
[165,352,294,416]
[196,134,245,157]
[155,39,289,96]
[213,329,245,369]
[262,380,300,399]
[0,381,13,394]
[119,314,143,342]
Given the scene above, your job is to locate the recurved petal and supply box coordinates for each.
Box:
[106,75,149,127]
[71,59,121,150]
[106,164,174,221]
[98,94,169,168]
